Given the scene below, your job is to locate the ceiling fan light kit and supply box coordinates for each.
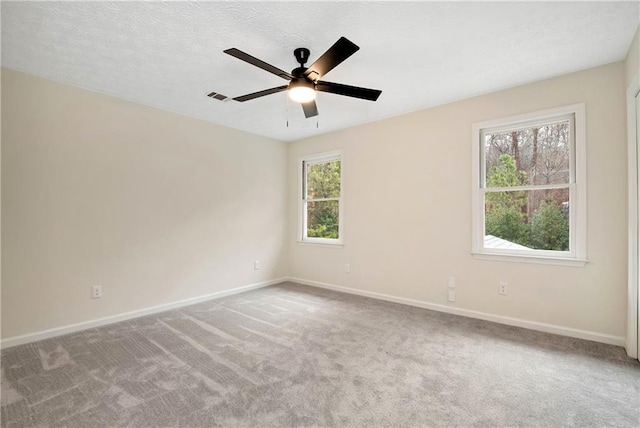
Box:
[208,37,382,119]
[288,79,316,103]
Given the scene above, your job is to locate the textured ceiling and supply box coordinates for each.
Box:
[2,1,639,142]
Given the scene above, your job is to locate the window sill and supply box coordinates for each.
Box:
[297,240,344,248]
[471,252,588,267]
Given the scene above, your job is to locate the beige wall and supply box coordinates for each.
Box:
[1,60,631,341]
[2,69,288,339]
[626,25,640,87]
[288,62,628,338]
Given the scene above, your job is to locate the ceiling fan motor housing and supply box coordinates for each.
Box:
[292,65,320,86]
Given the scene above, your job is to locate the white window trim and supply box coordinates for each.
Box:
[471,103,587,267]
[298,150,344,246]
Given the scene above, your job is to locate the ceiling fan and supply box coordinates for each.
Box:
[207,37,382,118]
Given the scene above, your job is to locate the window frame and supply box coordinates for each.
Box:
[298,151,344,246]
[471,104,587,266]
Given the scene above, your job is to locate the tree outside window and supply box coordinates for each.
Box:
[301,153,342,243]
[483,119,571,252]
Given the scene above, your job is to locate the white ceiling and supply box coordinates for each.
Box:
[2,1,639,142]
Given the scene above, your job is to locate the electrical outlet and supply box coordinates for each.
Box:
[345,263,350,273]
[448,276,456,288]
[91,285,102,299]
[448,289,456,302]
[254,260,260,270]
[499,281,508,295]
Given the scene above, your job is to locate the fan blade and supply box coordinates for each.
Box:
[301,100,319,118]
[233,85,288,102]
[316,81,382,101]
[304,37,359,81]
[224,48,293,80]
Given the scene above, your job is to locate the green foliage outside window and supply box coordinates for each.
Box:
[485,154,530,246]
[485,154,569,251]
[306,160,340,239]
[530,197,569,251]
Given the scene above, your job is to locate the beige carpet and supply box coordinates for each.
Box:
[1,282,639,427]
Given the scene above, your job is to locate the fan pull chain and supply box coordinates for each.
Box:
[286,95,290,128]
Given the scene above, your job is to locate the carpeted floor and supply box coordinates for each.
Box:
[1,281,639,427]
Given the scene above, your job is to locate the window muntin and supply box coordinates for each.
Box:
[473,105,586,264]
[301,153,342,243]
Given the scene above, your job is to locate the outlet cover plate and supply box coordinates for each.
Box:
[92,285,102,299]
[499,282,508,295]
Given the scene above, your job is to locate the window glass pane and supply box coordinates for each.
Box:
[307,160,341,199]
[484,188,570,251]
[484,120,570,187]
[307,200,339,239]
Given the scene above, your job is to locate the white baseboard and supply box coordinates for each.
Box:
[0,278,287,349]
[3,276,625,350]
[287,277,626,347]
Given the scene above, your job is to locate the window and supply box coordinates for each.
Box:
[299,152,343,244]
[472,104,586,266]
